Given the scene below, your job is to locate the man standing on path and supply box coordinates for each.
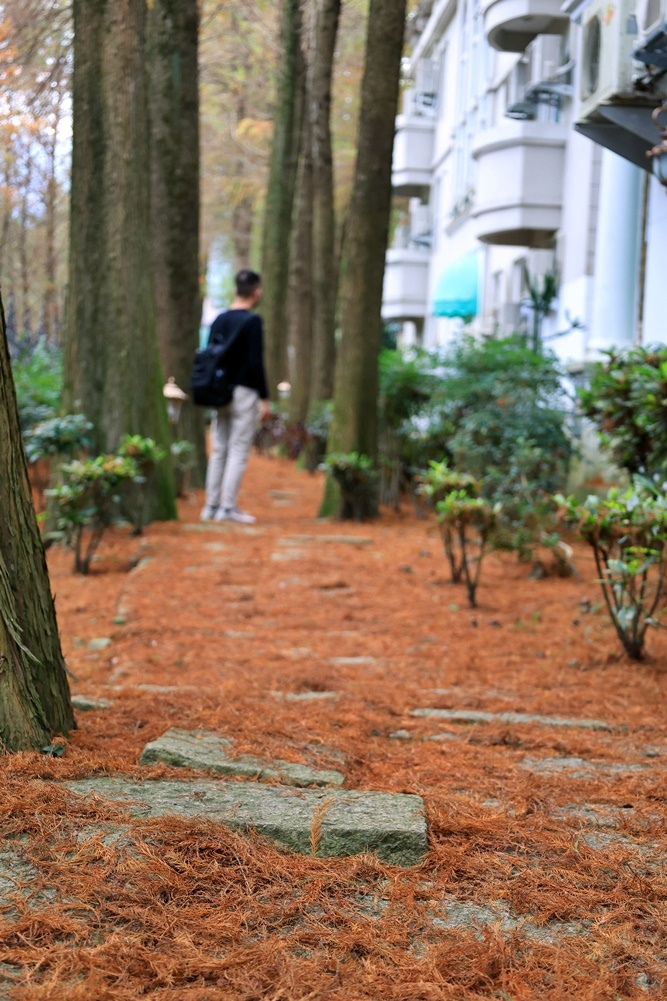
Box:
[201,269,271,524]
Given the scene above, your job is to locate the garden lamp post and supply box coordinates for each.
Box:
[163,377,188,426]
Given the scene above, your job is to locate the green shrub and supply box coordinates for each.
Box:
[432,334,572,558]
[12,340,63,432]
[556,481,667,660]
[23,414,94,464]
[325,452,378,522]
[578,346,667,476]
[47,455,141,574]
[418,461,480,582]
[117,434,166,468]
[117,435,167,534]
[436,488,499,608]
[378,348,438,508]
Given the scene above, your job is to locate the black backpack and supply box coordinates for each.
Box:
[190,313,251,408]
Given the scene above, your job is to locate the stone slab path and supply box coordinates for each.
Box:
[65,777,427,867]
[139,727,346,788]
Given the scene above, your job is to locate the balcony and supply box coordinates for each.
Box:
[382,247,430,322]
[471,121,567,247]
[482,0,569,52]
[391,112,435,197]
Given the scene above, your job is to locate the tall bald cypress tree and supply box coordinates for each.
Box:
[321,0,407,518]
[0,290,74,752]
[64,0,176,520]
[148,0,206,485]
[261,0,306,398]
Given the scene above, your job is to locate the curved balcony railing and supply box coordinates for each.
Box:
[391,113,435,197]
[482,0,569,52]
[471,121,567,246]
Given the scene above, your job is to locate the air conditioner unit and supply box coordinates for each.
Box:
[634,0,667,67]
[637,0,666,38]
[578,0,639,121]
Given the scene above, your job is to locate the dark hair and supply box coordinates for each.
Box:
[235,269,261,298]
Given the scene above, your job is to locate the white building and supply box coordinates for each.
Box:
[383,0,667,364]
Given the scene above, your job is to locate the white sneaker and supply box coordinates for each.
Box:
[216,507,257,524]
[200,505,217,521]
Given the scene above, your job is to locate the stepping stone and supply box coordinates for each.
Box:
[134,684,190,694]
[88,637,112,651]
[411,708,612,731]
[430,897,588,944]
[278,535,372,546]
[520,756,644,778]
[0,845,50,913]
[182,523,265,535]
[71,695,112,711]
[65,777,427,867]
[139,728,345,788]
[329,656,376,666]
[551,804,639,828]
[280,691,340,702]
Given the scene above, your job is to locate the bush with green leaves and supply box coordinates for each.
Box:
[428,334,572,557]
[436,487,499,608]
[23,414,94,464]
[578,346,667,476]
[47,455,141,574]
[117,434,166,469]
[325,452,378,522]
[377,348,438,508]
[117,434,167,533]
[418,461,480,582]
[11,339,63,432]
[556,481,667,660]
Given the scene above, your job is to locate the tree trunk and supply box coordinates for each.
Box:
[43,110,60,343]
[19,153,32,341]
[321,0,407,518]
[64,0,176,521]
[287,128,314,424]
[231,85,254,273]
[0,290,74,751]
[261,0,306,399]
[147,0,206,487]
[310,0,341,406]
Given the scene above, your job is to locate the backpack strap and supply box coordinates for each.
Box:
[208,310,254,352]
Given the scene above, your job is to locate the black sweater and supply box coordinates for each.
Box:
[207,309,269,400]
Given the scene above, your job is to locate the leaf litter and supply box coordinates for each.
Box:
[2,454,667,998]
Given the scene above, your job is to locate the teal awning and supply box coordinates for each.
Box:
[433,251,480,319]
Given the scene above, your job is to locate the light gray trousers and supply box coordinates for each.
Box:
[204,385,259,511]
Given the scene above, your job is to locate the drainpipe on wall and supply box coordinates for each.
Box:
[587,149,642,360]
[635,171,650,346]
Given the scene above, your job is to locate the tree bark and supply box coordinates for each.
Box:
[0,289,74,751]
[64,0,176,521]
[43,104,60,343]
[19,152,32,340]
[321,0,407,518]
[147,0,206,487]
[287,126,314,424]
[261,0,306,398]
[309,0,341,406]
